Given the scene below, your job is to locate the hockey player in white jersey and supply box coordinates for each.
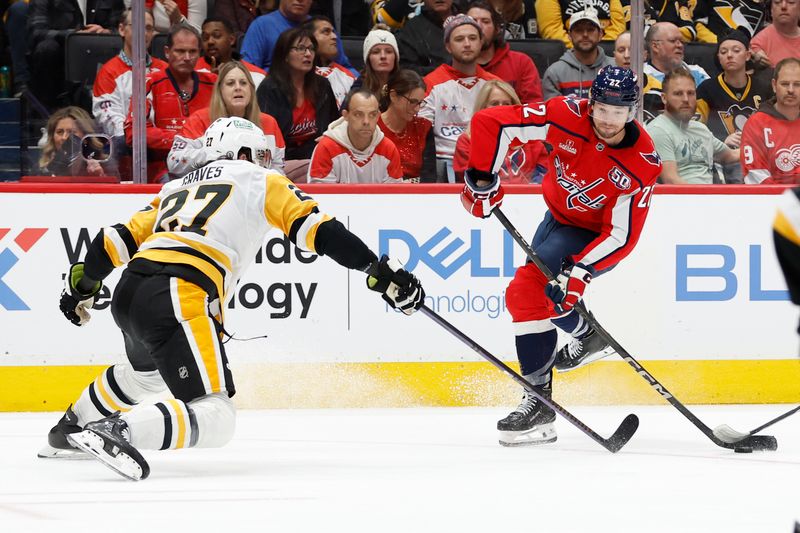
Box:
[44,118,425,481]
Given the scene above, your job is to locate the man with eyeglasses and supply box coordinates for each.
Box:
[309,89,403,183]
[751,0,800,68]
[93,9,167,166]
[642,22,709,121]
[123,23,216,183]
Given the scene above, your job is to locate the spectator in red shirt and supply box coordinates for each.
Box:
[378,69,436,182]
[452,79,548,183]
[255,26,339,164]
[752,0,800,69]
[124,23,216,183]
[466,1,543,104]
[196,17,266,87]
[174,61,286,175]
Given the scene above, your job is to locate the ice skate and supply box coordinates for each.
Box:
[37,405,90,459]
[554,329,614,373]
[67,413,150,481]
[497,387,557,446]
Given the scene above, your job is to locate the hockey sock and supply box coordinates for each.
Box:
[514,325,557,386]
[121,393,235,450]
[551,309,592,338]
[72,365,167,426]
[122,399,198,450]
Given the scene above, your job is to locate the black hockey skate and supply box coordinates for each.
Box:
[554,329,614,373]
[67,413,150,481]
[497,386,557,447]
[37,405,90,459]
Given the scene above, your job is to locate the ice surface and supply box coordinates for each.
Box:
[1,405,798,532]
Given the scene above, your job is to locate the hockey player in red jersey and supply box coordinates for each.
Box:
[740,58,800,185]
[461,66,662,446]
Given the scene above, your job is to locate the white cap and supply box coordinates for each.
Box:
[362,29,399,64]
[568,7,602,30]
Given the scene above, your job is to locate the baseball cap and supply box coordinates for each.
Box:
[568,7,602,30]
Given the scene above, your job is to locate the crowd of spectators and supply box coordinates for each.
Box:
[0,0,798,184]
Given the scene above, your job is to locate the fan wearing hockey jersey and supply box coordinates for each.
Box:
[461,67,662,446]
[419,14,500,180]
[123,23,216,183]
[305,16,355,109]
[44,118,425,480]
[740,58,800,184]
[93,9,167,141]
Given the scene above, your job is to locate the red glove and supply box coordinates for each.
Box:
[545,263,594,315]
[460,169,504,219]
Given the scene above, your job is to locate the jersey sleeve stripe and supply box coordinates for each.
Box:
[103,229,127,267]
[111,223,139,259]
[579,193,634,267]
[289,209,332,253]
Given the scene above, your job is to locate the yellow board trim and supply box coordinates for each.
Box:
[2,360,799,411]
[167,399,187,449]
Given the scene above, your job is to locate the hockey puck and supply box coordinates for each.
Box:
[734,446,753,453]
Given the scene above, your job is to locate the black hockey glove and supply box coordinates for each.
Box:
[366,255,425,315]
[59,263,103,326]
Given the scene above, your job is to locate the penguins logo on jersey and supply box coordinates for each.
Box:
[718,103,758,135]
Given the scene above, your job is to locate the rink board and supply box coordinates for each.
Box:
[0,183,798,410]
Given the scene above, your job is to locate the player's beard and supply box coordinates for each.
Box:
[593,120,626,142]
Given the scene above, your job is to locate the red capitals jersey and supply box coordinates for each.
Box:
[124,69,216,182]
[468,96,663,272]
[740,104,800,185]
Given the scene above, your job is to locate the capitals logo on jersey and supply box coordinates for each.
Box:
[554,155,608,211]
[640,150,662,166]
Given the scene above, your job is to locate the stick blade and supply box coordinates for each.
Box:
[605,414,639,453]
[713,424,750,443]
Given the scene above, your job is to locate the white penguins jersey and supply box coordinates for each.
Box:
[100,159,330,306]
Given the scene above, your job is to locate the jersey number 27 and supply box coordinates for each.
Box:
[156,183,233,236]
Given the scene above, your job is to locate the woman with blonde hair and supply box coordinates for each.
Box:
[452,79,548,183]
[179,60,285,171]
[38,106,112,177]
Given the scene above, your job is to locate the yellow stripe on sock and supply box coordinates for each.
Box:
[167,399,187,449]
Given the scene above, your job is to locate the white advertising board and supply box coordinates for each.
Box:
[0,188,795,366]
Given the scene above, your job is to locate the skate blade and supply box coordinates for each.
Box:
[556,347,616,373]
[67,430,147,481]
[37,444,92,460]
[499,423,557,447]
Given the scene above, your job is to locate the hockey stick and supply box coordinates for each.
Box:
[493,207,778,452]
[419,305,639,453]
[713,405,800,442]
